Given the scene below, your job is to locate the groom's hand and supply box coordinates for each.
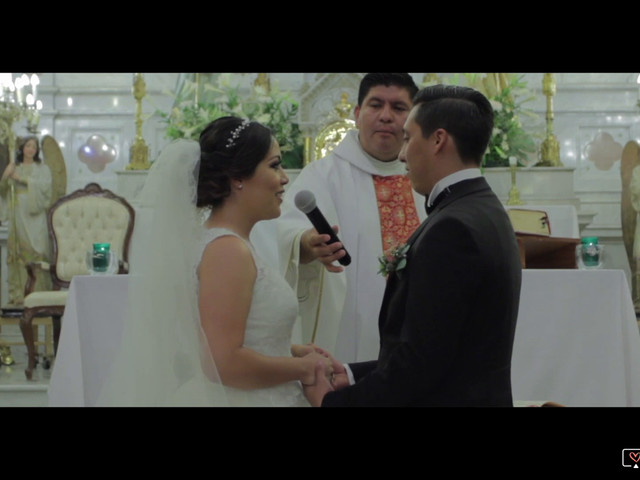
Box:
[311,345,350,390]
[293,343,350,392]
[303,361,335,407]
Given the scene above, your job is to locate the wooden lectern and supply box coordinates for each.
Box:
[508,209,579,269]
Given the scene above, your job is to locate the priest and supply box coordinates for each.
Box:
[276,73,426,363]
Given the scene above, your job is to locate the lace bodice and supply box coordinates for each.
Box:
[198,228,307,406]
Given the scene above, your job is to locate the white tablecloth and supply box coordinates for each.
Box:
[48,269,640,407]
[512,269,640,406]
[47,275,128,407]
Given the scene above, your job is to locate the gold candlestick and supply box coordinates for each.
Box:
[537,73,562,167]
[127,73,150,170]
[303,136,312,166]
[254,73,271,93]
[506,162,524,205]
[422,73,441,84]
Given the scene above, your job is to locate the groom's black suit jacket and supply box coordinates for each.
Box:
[322,177,522,407]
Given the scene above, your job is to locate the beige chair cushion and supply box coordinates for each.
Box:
[51,196,131,282]
[24,290,68,308]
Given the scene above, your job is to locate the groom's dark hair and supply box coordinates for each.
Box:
[412,85,494,166]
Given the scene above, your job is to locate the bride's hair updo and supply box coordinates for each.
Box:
[197,116,273,209]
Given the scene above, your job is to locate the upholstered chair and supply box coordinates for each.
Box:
[20,182,135,380]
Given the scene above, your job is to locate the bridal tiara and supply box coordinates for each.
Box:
[226,120,251,149]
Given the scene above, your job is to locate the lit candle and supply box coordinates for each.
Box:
[7,81,15,104]
[30,74,39,101]
[0,73,11,88]
[14,76,23,104]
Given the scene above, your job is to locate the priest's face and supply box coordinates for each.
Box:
[354,85,413,162]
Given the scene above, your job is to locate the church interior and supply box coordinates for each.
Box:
[1,72,640,409]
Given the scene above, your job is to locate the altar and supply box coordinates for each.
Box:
[48,269,640,407]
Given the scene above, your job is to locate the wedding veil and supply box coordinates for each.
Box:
[96,139,229,406]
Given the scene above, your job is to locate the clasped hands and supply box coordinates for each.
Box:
[291,343,349,406]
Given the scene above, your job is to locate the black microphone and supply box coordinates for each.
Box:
[294,190,351,266]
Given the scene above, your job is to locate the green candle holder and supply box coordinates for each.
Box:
[92,243,110,272]
[576,237,604,269]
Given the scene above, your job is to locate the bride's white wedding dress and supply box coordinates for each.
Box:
[97,140,309,407]
[168,227,310,407]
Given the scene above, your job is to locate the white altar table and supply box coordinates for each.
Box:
[47,275,128,407]
[511,269,640,407]
[48,269,640,407]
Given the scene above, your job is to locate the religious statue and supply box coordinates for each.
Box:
[621,140,640,312]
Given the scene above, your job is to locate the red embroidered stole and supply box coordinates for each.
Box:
[372,175,420,254]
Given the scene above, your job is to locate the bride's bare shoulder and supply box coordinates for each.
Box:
[200,234,254,271]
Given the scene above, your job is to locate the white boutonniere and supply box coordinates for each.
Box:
[377,243,410,276]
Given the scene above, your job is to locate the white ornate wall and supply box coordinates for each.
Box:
[10,72,640,278]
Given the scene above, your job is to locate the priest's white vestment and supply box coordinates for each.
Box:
[276,130,426,363]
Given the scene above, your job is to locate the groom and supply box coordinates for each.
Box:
[304,84,522,406]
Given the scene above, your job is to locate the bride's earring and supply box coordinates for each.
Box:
[236,183,243,190]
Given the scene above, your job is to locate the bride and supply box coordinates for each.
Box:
[97,116,333,406]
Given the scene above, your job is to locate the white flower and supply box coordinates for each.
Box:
[217,73,233,88]
[490,99,503,111]
[256,113,271,124]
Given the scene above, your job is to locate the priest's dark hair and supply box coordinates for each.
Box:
[197,116,273,209]
[357,73,419,106]
[411,84,494,166]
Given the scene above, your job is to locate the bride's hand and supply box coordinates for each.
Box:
[291,343,316,357]
[300,352,333,386]
[307,345,350,390]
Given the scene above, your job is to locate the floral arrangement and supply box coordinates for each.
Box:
[423,73,539,167]
[378,243,410,276]
[157,74,304,168]
[477,74,538,167]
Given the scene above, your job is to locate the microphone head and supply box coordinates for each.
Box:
[294,190,316,214]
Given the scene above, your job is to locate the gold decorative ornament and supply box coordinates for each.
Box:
[311,93,356,164]
[254,73,271,93]
[127,73,150,170]
[0,345,14,365]
[422,73,441,84]
[537,73,562,167]
[506,158,524,205]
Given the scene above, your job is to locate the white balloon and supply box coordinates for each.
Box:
[78,134,117,173]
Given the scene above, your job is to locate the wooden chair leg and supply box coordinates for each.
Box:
[45,323,53,357]
[52,315,61,355]
[20,311,36,380]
